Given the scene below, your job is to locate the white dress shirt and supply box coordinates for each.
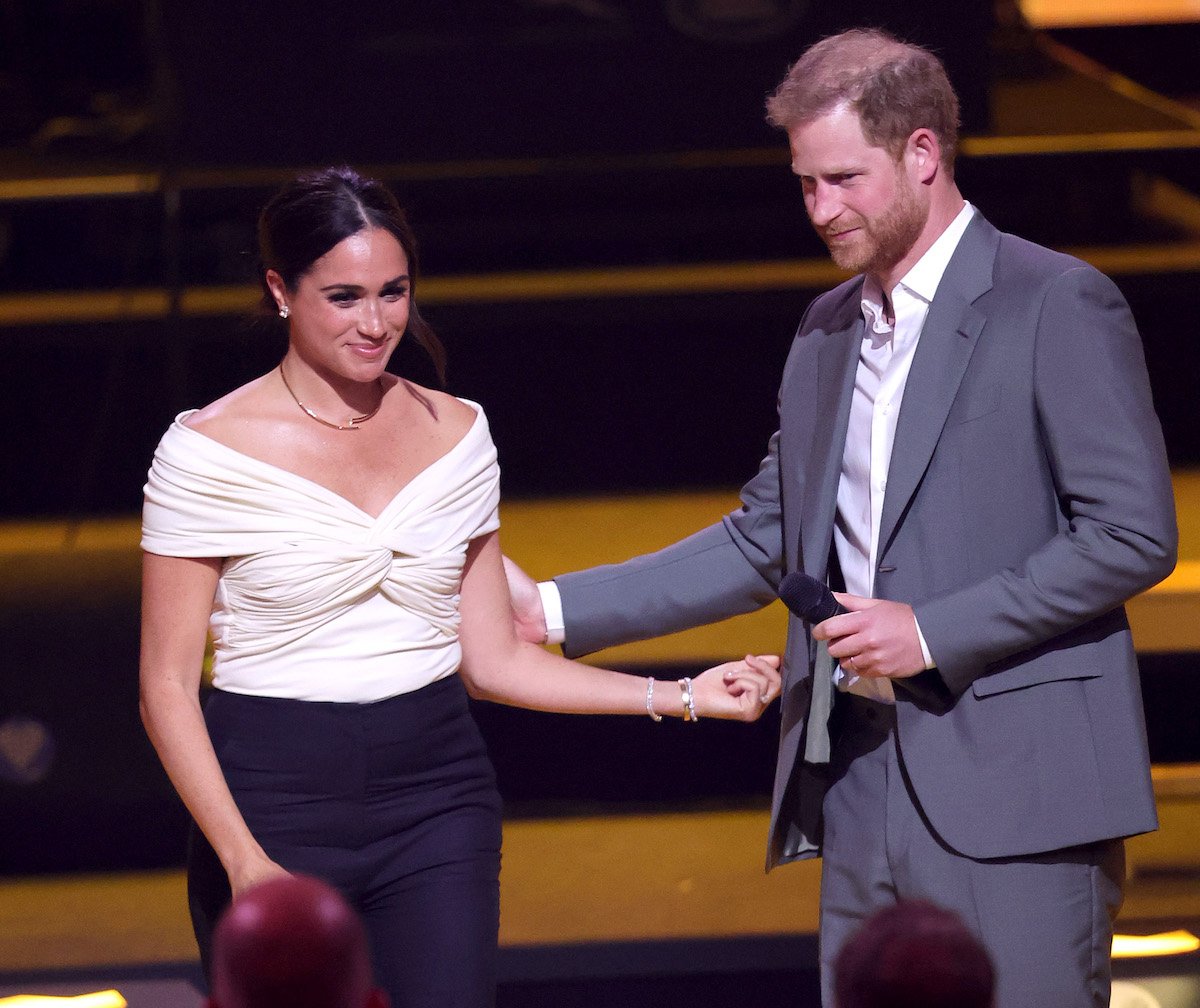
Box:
[835,201,975,701]
[541,203,977,700]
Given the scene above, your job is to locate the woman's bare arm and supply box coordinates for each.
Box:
[139,551,289,898]
[458,532,780,719]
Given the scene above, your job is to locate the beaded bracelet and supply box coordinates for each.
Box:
[645,677,663,722]
[678,676,699,723]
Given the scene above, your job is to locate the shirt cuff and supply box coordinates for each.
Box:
[913,615,935,670]
[538,580,566,646]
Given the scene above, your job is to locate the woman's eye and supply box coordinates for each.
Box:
[329,292,357,305]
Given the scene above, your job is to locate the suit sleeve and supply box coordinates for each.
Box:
[915,265,1177,695]
[555,430,785,659]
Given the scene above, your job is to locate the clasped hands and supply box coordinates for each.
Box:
[813,592,927,680]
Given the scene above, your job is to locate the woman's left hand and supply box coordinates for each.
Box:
[690,654,782,722]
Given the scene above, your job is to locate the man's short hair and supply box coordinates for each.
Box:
[834,900,995,1008]
[765,28,960,172]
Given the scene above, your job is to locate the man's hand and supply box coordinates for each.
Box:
[502,555,550,644]
[812,593,926,679]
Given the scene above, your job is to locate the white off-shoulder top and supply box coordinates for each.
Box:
[141,400,500,703]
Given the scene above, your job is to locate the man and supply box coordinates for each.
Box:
[834,900,995,1008]
[207,874,388,1008]
[506,28,1177,1008]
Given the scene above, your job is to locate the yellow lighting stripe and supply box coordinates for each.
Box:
[5,127,1200,204]
[0,260,854,327]
[2,492,1198,661]
[1021,0,1200,30]
[1065,242,1200,276]
[1140,177,1200,239]
[0,174,157,201]
[0,993,127,1007]
[5,234,1200,329]
[4,124,1195,204]
[3,483,1198,562]
[0,289,174,325]
[420,260,848,302]
[353,147,790,181]
[1040,35,1200,129]
[0,149,790,203]
[1112,930,1200,958]
[4,113,1200,205]
[1151,761,1200,798]
[960,130,1200,157]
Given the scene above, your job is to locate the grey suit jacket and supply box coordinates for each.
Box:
[556,212,1178,869]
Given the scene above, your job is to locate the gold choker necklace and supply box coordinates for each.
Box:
[278,365,384,431]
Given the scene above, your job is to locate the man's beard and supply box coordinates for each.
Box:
[822,172,925,277]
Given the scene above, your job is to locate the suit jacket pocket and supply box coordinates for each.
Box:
[946,383,1002,427]
[972,661,1100,698]
[970,613,1125,698]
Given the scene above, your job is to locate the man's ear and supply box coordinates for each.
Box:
[907,127,941,184]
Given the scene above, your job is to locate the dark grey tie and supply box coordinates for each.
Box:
[803,638,835,763]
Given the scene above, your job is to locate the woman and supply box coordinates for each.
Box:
[139,167,779,1008]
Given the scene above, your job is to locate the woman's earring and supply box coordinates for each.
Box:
[279,305,290,319]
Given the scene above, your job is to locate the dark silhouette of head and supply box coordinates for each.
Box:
[207,874,388,1008]
[835,900,995,1008]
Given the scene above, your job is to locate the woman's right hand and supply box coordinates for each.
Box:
[228,852,293,900]
[690,653,782,722]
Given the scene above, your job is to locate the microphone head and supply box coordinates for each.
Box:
[779,571,841,623]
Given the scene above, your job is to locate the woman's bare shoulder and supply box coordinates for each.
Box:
[400,382,478,437]
[182,373,280,443]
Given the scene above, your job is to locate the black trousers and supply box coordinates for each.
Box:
[189,674,503,1008]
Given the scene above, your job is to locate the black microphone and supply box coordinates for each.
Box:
[780,572,953,712]
[779,571,847,624]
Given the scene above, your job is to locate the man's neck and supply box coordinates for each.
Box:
[875,187,966,296]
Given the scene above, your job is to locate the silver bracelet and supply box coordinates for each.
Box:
[645,677,663,722]
[679,676,699,723]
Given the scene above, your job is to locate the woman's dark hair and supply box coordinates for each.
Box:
[257,166,445,384]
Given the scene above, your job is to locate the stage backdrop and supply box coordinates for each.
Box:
[157,0,992,165]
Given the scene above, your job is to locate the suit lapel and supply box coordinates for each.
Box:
[800,312,862,579]
[877,215,999,560]
[791,303,860,772]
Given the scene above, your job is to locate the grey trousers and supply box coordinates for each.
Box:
[818,694,1125,1008]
